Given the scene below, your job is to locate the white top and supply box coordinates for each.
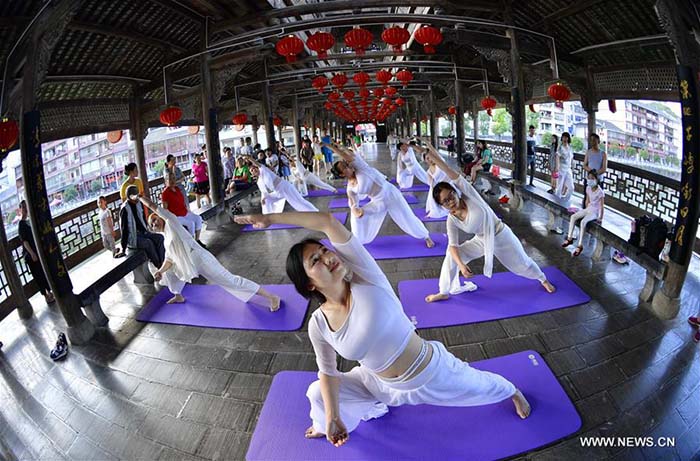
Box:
[257,165,281,196]
[312,142,322,156]
[308,234,416,377]
[446,198,489,242]
[158,206,199,282]
[265,154,279,169]
[586,185,605,212]
[399,148,418,167]
[98,208,113,236]
[428,165,448,185]
[346,154,387,205]
[558,145,573,171]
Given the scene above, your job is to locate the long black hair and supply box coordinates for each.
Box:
[286,238,327,305]
[432,181,456,206]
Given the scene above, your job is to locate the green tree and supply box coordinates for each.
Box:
[63,185,78,202]
[478,111,491,136]
[540,131,553,146]
[441,124,452,137]
[625,146,637,158]
[608,141,621,156]
[526,109,540,131]
[153,159,166,176]
[571,136,584,152]
[652,154,661,163]
[491,109,511,139]
[639,149,650,161]
[90,179,102,193]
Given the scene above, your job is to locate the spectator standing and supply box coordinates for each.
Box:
[164,154,188,201]
[555,132,574,202]
[321,131,334,171]
[119,163,144,202]
[244,137,254,156]
[526,125,537,186]
[223,147,236,192]
[582,133,608,206]
[18,200,55,304]
[192,153,211,208]
[97,196,122,258]
[547,134,559,194]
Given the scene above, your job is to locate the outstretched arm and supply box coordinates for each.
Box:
[138,195,157,212]
[324,143,354,163]
[423,141,460,180]
[234,211,351,243]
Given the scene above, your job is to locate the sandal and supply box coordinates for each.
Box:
[561,238,574,248]
[573,246,583,257]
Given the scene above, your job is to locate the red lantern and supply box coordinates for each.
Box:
[343,90,355,100]
[106,130,123,144]
[372,87,385,98]
[273,116,282,127]
[328,92,341,102]
[232,113,248,125]
[395,69,413,87]
[159,106,183,126]
[344,27,373,56]
[375,70,392,86]
[324,102,333,110]
[331,73,348,89]
[448,106,457,115]
[608,99,617,113]
[352,71,370,87]
[528,104,536,113]
[0,118,19,153]
[306,32,335,59]
[395,97,405,107]
[275,35,304,63]
[547,82,571,103]
[384,86,397,96]
[480,96,497,111]
[381,26,410,53]
[312,76,329,93]
[414,26,443,54]
[359,88,370,99]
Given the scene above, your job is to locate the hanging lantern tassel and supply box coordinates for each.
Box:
[528,104,536,113]
[487,108,493,117]
[609,99,617,113]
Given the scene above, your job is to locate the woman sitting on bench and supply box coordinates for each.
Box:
[562,170,605,257]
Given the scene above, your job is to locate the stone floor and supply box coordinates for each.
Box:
[0,144,698,461]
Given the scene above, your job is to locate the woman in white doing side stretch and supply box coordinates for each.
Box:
[396,141,431,189]
[234,210,531,448]
[291,155,337,197]
[245,156,319,214]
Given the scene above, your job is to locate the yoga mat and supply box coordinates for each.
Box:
[398,266,590,329]
[136,284,308,331]
[242,212,347,231]
[389,178,430,192]
[322,233,447,260]
[246,350,581,461]
[328,193,418,209]
[306,188,346,197]
[412,207,447,222]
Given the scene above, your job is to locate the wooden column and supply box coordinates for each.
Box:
[200,54,224,206]
[472,106,479,143]
[251,115,259,146]
[652,0,700,318]
[292,95,302,156]
[311,109,317,139]
[507,28,527,183]
[454,80,465,165]
[21,30,95,343]
[429,89,438,147]
[261,81,276,153]
[129,100,149,198]
[0,210,33,319]
[414,97,422,138]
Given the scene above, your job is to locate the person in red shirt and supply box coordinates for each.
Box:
[162,172,205,247]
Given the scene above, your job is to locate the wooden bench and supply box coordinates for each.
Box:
[75,249,153,326]
[476,170,668,303]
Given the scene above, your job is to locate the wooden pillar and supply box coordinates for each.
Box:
[429,89,438,147]
[200,54,224,206]
[251,115,259,146]
[261,81,276,153]
[277,125,284,147]
[507,28,527,183]
[414,98,422,138]
[454,80,465,165]
[472,106,479,143]
[0,210,33,319]
[129,100,149,198]
[292,95,302,156]
[20,31,95,343]
[652,0,700,318]
[311,110,317,139]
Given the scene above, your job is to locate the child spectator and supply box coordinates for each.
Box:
[97,196,122,258]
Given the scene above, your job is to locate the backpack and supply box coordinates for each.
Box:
[629,215,668,258]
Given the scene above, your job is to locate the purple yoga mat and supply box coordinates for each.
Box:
[398,266,590,329]
[136,284,308,331]
[328,193,418,209]
[322,233,447,260]
[306,188,346,197]
[246,350,581,461]
[412,207,447,222]
[242,212,347,231]
[399,183,430,192]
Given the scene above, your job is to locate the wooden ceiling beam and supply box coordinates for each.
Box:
[69,20,189,54]
[148,0,206,24]
[532,0,608,28]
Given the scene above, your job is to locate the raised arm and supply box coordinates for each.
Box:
[138,195,157,213]
[235,211,351,243]
[324,143,354,163]
[423,141,460,180]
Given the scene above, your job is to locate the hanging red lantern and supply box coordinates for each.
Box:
[480,96,497,111]
[324,102,333,110]
[343,90,355,100]
[0,118,19,153]
[547,82,571,103]
[306,32,335,59]
[328,92,341,102]
[372,87,385,98]
[159,106,183,126]
[395,69,413,87]
[384,86,397,97]
[311,75,329,93]
[381,26,410,53]
[414,26,443,54]
[352,71,370,87]
[232,113,248,125]
[272,116,283,126]
[528,104,536,113]
[608,99,617,113]
[275,35,304,63]
[448,106,457,115]
[331,73,348,89]
[106,130,123,144]
[344,27,373,56]
[395,97,405,107]
[359,88,370,99]
[375,70,393,86]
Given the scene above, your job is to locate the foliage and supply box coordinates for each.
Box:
[540,131,553,146]
[625,146,637,158]
[478,111,491,136]
[526,110,540,131]
[441,124,452,137]
[491,109,511,138]
[571,136,584,152]
[90,179,102,193]
[63,185,78,202]
[153,159,166,176]
[639,149,650,161]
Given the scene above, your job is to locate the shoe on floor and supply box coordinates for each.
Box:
[694,330,700,344]
[196,240,208,249]
[50,341,68,361]
[553,227,564,235]
[688,316,700,328]
[546,189,554,194]
[57,332,67,346]
[612,251,629,264]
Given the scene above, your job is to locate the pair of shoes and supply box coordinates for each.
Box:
[612,251,629,264]
[562,238,574,248]
[546,189,554,194]
[573,246,584,257]
[196,240,208,249]
[50,333,68,361]
[498,195,510,203]
[688,316,700,328]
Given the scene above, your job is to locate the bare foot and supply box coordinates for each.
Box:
[305,426,324,438]
[541,280,556,294]
[425,293,449,303]
[268,295,281,312]
[425,237,435,248]
[512,389,531,419]
[167,294,185,304]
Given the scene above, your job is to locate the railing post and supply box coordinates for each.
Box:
[0,211,33,319]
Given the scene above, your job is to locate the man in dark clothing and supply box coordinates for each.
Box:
[119,185,165,267]
[526,125,537,185]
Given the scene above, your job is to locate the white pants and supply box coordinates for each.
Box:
[304,172,336,192]
[306,341,516,435]
[351,184,430,244]
[397,163,431,189]
[568,208,598,247]
[389,146,398,160]
[177,212,203,236]
[555,169,574,202]
[155,248,259,301]
[261,181,319,214]
[439,226,546,295]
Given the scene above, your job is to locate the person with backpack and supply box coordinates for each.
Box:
[561,170,604,256]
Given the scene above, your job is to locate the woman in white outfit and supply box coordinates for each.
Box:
[291,156,337,197]
[327,144,434,247]
[562,170,605,256]
[396,142,431,189]
[245,156,319,215]
[554,132,574,202]
[386,133,398,160]
[424,152,450,219]
[234,210,531,447]
[421,144,556,303]
[138,196,281,311]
